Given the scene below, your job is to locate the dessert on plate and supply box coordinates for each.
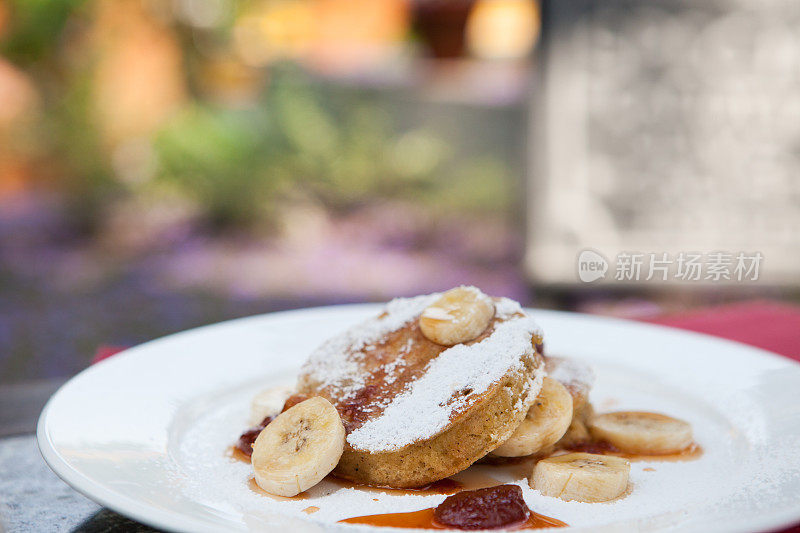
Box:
[296,287,543,488]
[231,286,699,529]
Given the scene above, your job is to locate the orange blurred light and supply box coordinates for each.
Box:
[310,0,409,73]
[89,0,186,147]
[234,0,316,66]
[234,0,410,73]
[466,0,540,59]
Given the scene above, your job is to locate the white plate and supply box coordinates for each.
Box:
[38,305,800,533]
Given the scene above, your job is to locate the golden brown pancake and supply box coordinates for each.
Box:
[297,292,545,488]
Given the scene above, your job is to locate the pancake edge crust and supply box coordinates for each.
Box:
[333,350,542,488]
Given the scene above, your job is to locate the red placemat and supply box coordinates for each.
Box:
[641,300,800,362]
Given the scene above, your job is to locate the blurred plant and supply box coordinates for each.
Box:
[1,0,79,65]
[1,0,120,231]
[154,103,280,227]
[429,155,513,214]
[267,72,450,210]
[2,0,517,235]
[49,74,120,232]
[153,67,503,228]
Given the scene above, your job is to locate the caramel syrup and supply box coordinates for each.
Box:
[622,442,703,462]
[449,469,502,491]
[339,507,567,530]
[229,446,251,463]
[563,441,704,462]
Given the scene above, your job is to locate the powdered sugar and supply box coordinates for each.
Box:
[494,297,525,319]
[547,356,596,392]
[298,293,439,398]
[347,315,544,452]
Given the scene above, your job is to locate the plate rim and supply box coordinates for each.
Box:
[37,304,800,533]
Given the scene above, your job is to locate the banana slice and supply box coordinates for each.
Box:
[531,452,630,502]
[419,286,495,346]
[249,385,294,426]
[555,403,594,449]
[589,411,693,455]
[252,396,345,497]
[492,377,573,457]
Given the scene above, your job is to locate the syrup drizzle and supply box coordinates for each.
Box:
[231,413,702,530]
[562,440,704,462]
[339,507,567,530]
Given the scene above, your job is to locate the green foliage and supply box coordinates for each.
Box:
[153,69,507,227]
[3,2,516,232]
[1,0,85,64]
[435,156,513,214]
[49,74,119,230]
[155,103,282,227]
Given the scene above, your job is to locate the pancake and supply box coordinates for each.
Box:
[296,291,545,488]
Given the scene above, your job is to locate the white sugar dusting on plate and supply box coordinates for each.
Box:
[347,315,544,452]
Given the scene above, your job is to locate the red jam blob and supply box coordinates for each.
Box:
[233,395,311,457]
[433,484,530,530]
[234,415,273,457]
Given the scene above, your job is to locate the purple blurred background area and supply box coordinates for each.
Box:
[0,193,526,381]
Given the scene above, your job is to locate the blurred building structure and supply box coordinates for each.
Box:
[527,0,800,287]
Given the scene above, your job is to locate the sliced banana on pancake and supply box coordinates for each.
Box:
[419,286,495,346]
[252,397,345,496]
[492,377,573,457]
[531,452,630,502]
[248,385,294,426]
[589,411,693,455]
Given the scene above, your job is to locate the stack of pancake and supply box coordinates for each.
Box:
[295,287,594,488]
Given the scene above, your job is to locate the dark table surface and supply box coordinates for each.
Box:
[0,379,159,533]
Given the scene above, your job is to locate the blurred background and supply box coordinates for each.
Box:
[1,0,798,384]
